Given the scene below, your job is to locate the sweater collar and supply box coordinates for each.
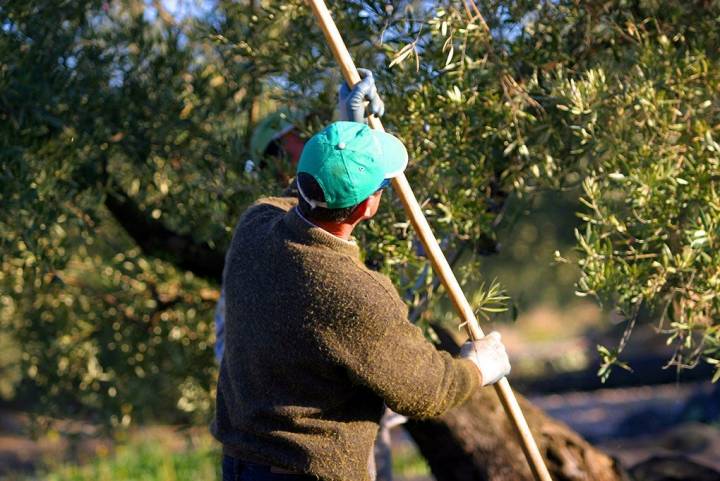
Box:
[284,207,360,258]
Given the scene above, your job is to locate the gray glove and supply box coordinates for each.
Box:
[338,68,385,123]
[460,331,511,386]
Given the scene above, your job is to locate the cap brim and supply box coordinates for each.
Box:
[371,130,408,179]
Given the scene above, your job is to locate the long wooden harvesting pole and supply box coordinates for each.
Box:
[306,2,552,480]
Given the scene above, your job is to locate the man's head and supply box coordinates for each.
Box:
[296,122,407,225]
[251,109,305,182]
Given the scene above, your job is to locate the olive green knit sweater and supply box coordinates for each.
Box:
[211,196,479,481]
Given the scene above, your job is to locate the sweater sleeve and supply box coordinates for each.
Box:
[317,271,480,419]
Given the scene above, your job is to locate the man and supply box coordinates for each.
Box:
[214,91,409,481]
[249,108,306,184]
[212,71,511,481]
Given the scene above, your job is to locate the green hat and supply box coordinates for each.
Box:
[250,108,303,159]
[297,121,408,209]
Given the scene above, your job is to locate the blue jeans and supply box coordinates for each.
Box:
[222,455,318,481]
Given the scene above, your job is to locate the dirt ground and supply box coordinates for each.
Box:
[532,383,720,473]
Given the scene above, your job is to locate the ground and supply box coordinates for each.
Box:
[2,378,719,481]
[2,305,718,480]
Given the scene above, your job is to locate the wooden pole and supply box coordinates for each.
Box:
[306,2,553,480]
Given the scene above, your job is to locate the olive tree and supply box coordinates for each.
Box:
[1,0,718,478]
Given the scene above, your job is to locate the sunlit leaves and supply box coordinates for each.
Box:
[562,17,720,377]
[4,0,720,430]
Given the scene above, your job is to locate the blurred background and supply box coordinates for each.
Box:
[2,1,719,480]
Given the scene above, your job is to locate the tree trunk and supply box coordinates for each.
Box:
[405,326,628,481]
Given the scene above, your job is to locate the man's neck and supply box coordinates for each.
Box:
[311,220,355,240]
[295,208,356,240]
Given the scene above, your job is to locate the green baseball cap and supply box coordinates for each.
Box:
[250,108,304,159]
[297,121,408,209]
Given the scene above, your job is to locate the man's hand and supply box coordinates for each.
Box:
[338,68,385,123]
[460,331,511,386]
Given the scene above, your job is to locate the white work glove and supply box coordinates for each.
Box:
[338,68,385,123]
[460,331,511,387]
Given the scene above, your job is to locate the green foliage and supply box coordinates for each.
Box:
[472,280,510,322]
[2,215,217,424]
[31,437,220,481]
[391,443,431,478]
[2,0,720,425]
[553,11,720,378]
[393,2,720,379]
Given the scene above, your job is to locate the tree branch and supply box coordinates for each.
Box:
[104,181,225,282]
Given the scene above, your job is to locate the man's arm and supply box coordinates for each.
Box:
[317,272,509,419]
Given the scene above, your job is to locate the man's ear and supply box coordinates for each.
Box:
[348,191,383,224]
[361,190,383,219]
